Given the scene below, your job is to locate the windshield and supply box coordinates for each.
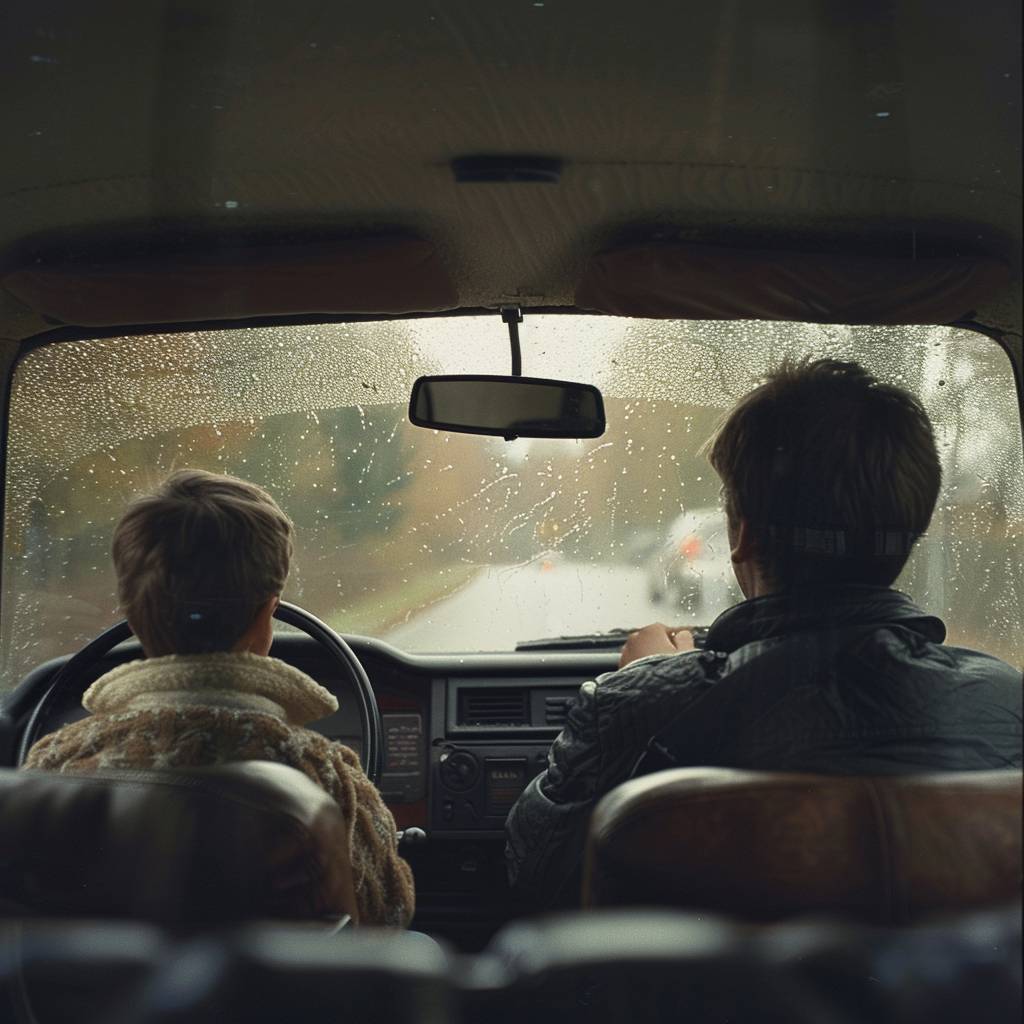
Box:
[2,314,1021,685]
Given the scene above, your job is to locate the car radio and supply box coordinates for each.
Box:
[432,741,553,831]
[429,675,589,832]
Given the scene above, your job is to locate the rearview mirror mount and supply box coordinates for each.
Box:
[408,308,606,440]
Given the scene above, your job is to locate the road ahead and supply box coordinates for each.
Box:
[382,560,725,653]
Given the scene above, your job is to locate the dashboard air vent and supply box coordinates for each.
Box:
[458,689,529,727]
[544,695,574,728]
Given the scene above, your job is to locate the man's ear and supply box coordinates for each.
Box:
[730,517,758,565]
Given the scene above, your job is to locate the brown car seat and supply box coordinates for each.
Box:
[0,761,358,929]
[583,767,1022,924]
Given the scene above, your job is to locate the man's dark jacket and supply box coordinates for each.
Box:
[504,585,1022,905]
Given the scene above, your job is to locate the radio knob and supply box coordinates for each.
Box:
[439,750,479,791]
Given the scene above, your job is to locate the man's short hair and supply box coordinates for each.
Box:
[112,470,293,655]
[708,358,942,588]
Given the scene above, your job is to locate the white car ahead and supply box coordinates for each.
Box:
[646,508,742,618]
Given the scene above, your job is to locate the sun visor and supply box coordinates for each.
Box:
[576,243,1011,324]
[2,237,458,327]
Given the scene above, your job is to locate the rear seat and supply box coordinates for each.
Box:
[1,919,167,1024]
[119,926,455,1024]
[480,906,1021,1024]
[760,906,1023,1024]
[8,906,1009,1024]
[471,910,762,1024]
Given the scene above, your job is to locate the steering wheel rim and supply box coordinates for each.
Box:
[17,600,384,784]
[273,601,383,782]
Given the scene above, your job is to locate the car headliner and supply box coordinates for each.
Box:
[0,1,1020,359]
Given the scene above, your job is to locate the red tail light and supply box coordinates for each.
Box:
[679,535,702,560]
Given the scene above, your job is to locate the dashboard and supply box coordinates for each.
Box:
[5,632,619,839]
[278,634,618,837]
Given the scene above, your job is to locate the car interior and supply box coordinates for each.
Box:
[0,1,1021,1022]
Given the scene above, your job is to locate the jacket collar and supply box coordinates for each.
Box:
[82,651,339,725]
[706,585,946,654]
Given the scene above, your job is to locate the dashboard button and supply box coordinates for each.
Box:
[439,750,480,791]
[457,845,482,874]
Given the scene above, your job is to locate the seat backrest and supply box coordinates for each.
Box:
[1,919,167,1024]
[583,768,1022,924]
[123,926,454,1024]
[0,761,357,928]
[479,905,1022,1024]
[474,911,758,1024]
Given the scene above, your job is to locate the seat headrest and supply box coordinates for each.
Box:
[584,768,1022,924]
[0,761,357,928]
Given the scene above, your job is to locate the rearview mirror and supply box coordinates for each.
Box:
[409,375,606,439]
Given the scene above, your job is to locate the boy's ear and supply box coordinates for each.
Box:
[233,595,280,655]
[257,595,279,627]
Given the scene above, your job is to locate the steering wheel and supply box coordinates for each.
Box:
[16,601,384,784]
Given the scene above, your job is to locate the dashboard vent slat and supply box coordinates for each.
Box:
[544,695,574,727]
[458,689,529,727]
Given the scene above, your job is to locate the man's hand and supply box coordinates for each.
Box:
[619,623,695,669]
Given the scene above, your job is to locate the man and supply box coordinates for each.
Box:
[505,359,1022,906]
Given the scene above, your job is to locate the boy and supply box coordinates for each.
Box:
[24,469,414,927]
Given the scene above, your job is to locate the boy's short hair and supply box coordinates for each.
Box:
[112,470,293,655]
[708,358,942,588]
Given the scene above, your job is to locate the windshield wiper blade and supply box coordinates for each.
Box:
[515,630,633,651]
[516,627,709,652]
